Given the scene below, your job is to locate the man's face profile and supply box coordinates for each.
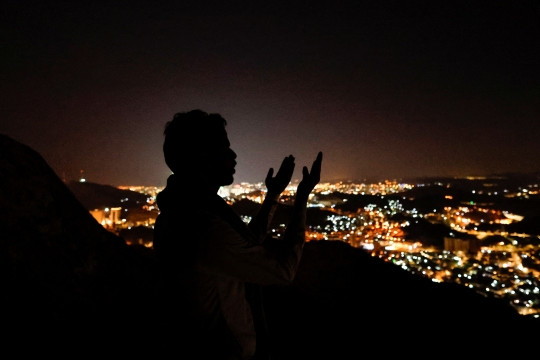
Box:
[200,130,237,187]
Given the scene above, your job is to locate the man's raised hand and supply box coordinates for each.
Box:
[265,155,295,199]
[296,152,323,202]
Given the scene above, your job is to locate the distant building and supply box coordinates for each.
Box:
[90,207,122,228]
[109,207,122,224]
[89,209,105,225]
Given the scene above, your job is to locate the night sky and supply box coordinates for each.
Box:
[1,1,539,186]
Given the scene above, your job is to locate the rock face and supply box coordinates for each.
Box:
[0,134,162,352]
[0,134,534,357]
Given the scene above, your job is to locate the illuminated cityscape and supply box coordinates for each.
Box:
[86,176,540,318]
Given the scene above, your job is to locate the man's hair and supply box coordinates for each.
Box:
[163,109,227,173]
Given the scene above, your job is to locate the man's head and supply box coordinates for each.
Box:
[163,109,237,187]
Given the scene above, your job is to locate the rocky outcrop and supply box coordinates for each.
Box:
[0,134,162,352]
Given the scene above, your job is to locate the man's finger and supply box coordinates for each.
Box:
[277,158,289,174]
[285,157,295,171]
[277,155,292,171]
[278,157,295,180]
[266,168,274,181]
[283,155,295,170]
[310,152,322,174]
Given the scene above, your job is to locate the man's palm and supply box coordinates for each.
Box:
[265,155,295,195]
[297,152,322,197]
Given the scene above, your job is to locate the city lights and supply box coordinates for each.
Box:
[87,178,540,317]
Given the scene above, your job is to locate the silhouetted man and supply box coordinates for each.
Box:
[153,109,322,359]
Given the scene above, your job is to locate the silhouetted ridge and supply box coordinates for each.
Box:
[265,241,532,358]
[68,180,148,210]
[508,216,540,236]
[0,134,162,353]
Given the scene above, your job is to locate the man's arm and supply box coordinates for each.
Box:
[200,152,322,285]
[248,155,295,243]
[247,195,279,243]
[200,214,303,285]
[274,151,322,256]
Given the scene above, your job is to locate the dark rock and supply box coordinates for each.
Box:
[265,240,533,358]
[0,134,163,353]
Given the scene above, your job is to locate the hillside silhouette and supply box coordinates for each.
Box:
[0,134,534,357]
[0,134,163,353]
[508,216,540,236]
[67,180,149,210]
